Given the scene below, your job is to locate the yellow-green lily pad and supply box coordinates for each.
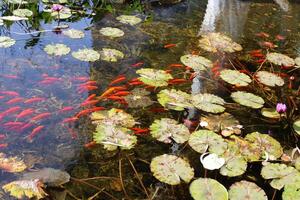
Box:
[256,71,284,87]
[63,29,85,39]
[116,15,142,25]
[99,27,124,38]
[99,48,124,62]
[293,119,300,136]
[180,54,212,71]
[228,181,267,200]
[220,69,251,86]
[124,88,153,108]
[0,36,16,48]
[231,91,264,109]
[282,182,300,200]
[0,16,28,21]
[266,52,295,66]
[261,108,280,119]
[137,68,173,87]
[157,89,193,111]
[12,9,33,17]
[44,43,70,56]
[192,93,225,113]
[72,48,100,62]
[51,7,72,19]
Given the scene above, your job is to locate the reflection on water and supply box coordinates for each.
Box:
[0,0,300,199]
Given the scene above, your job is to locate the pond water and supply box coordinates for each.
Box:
[0,0,299,199]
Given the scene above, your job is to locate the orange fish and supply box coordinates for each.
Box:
[0,143,8,148]
[1,106,21,117]
[113,91,131,96]
[0,96,5,100]
[72,76,89,82]
[249,49,262,54]
[20,123,35,131]
[168,78,188,85]
[0,91,19,96]
[31,112,51,121]
[168,64,184,68]
[90,107,105,112]
[76,109,93,118]
[131,62,144,67]
[80,100,99,107]
[6,97,23,105]
[62,117,78,123]
[255,32,270,38]
[260,41,276,48]
[3,122,24,127]
[100,87,118,98]
[84,141,97,148]
[128,81,144,86]
[130,127,150,135]
[109,76,126,86]
[28,125,44,141]
[164,43,177,48]
[2,75,19,79]
[106,96,125,101]
[16,108,34,119]
[24,97,45,104]
[58,106,74,113]
[165,69,172,74]
[275,34,285,40]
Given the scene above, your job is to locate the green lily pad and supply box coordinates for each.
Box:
[200,153,225,170]
[6,0,28,4]
[200,113,242,137]
[137,68,173,87]
[12,9,33,17]
[282,182,300,200]
[228,181,267,200]
[188,130,227,155]
[180,54,212,71]
[150,118,190,144]
[198,32,242,53]
[51,7,72,19]
[295,57,300,67]
[72,48,100,62]
[63,29,85,39]
[293,119,300,136]
[294,157,300,171]
[124,88,153,108]
[99,48,124,62]
[0,153,27,173]
[0,36,16,48]
[0,16,28,21]
[220,155,247,177]
[261,108,280,119]
[116,15,142,25]
[91,108,136,128]
[245,132,283,160]
[231,91,264,109]
[192,93,225,113]
[93,124,137,151]
[2,180,47,200]
[256,71,284,87]
[44,43,70,56]
[157,89,193,111]
[266,52,295,66]
[150,154,194,185]
[220,69,251,86]
[230,136,261,162]
[190,178,228,200]
[261,163,300,190]
[99,27,124,38]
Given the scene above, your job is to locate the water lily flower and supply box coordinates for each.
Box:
[51,4,64,12]
[276,103,287,113]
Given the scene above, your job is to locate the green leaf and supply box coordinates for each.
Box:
[266,52,295,66]
[261,108,280,119]
[63,29,85,39]
[228,181,267,200]
[150,118,190,144]
[231,91,264,109]
[99,48,124,62]
[137,68,173,87]
[282,182,300,200]
[51,7,72,19]
[116,15,142,25]
[99,27,124,38]
[192,93,225,113]
[44,43,70,56]
[220,69,251,86]
[150,154,194,185]
[256,71,284,87]
[180,54,212,71]
[189,178,228,200]
[157,89,193,111]
[0,36,16,48]
[72,48,100,62]
[293,119,300,136]
[124,88,153,108]
[220,155,247,177]
[12,9,33,17]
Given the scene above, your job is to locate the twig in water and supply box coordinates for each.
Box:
[119,158,130,199]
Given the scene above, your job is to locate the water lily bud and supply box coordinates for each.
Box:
[51,4,64,12]
[276,103,287,113]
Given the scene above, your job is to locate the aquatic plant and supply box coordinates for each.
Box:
[44,43,71,56]
[228,181,267,200]
[72,48,100,62]
[231,91,265,109]
[99,27,125,38]
[63,29,85,39]
[276,103,287,114]
[256,71,284,87]
[192,93,225,113]
[116,15,142,25]
[157,89,193,111]
[0,36,16,48]
[220,69,251,86]
[180,54,212,72]
[99,48,124,62]
[137,68,173,87]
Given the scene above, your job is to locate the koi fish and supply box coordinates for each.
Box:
[0,91,19,96]
[30,113,51,121]
[24,97,46,104]
[128,81,144,86]
[260,41,276,48]
[90,107,105,112]
[130,128,149,135]
[0,96,5,100]
[72,76,89,82]
[76,109,93,118]
[189,72,197,80]
[80,100,99,107]
[250,53,265,58]
[3,122,24,127]
[255,32,270,38]
[28,125,44,141]
[113,91,131,96]
[165,69,172,74]
[58,106,74,113]
[109,77,126,86]
[275,34,285,40]
[129,78,139,83]
[20,123,35,131]
[0,143,8,148]
[168,64,184,68]
[131,62,144,67]
[164,43,176,48]
[0,134,6,140]
[1,106,21,117]
[168,78,188,85]
[249,49,262,54]
[106,96,125,101]
[100,87,118,98]
[62,117,78,123]
[16,108,35,119]
[2,75,19,79]
[256,59,266,63]
[84,141,97,148]
[6,97,23,105]
[85,94,96,102]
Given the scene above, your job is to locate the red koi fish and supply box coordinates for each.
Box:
[58,106,74,113]
[84,141,97,148]
[76,109,93,118]
[30,113,51,121]
[0,134,6,140]
[72,76,89,82]
[260,41,276,48]
[28,126,44,141]
[113,91,131,96]
[131,62,144,67]
[0,143,8,148]
[249,49,262,54]
[0,91,19,96]
[24,97,46,104]
[255,32,270,38]
[16,108,35,119]
[109,76,127,86]
[128,81,144,86]
[100,86,127,98]
[20,123,35,131]
[62,117,78,123]
[165,69,172,74]
[130,127,150,135]
[90,107,105,112]
[275,34,285,41]
[3,122,24,127]
[168,64,184,68]
[168,78,188,85]
[1,106,21,117]
[0,96,5,100]
[2,75,19,79]
[6,97,23,105]
[164,43,177,48]
[80,100,99,107]
[84,94,96,102]
[106,96,125,101]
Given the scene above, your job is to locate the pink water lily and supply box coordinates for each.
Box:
[51,4,64,12]
[276,103,287,113]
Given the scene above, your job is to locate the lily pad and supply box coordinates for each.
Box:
[231,91,264,109]
[266,52,295,66]
[220,69,251,86]
[180,54,212,71]
[0,19,3,26]
[228,181,267,200]
[6,0,28,4]
[295,57,300,67]
[63,29,85,39]
[150,154,194,185]
[200,113,242,137]
[2,180,47,200]
[12,9,33,17]
[51,7,72,19]
[99,48,124,62]
[261,163,300,190]
[188,130,227,155]
[245,132,283,160]
[124,88,153,108]
[137,68,173,87]
[157,89,193,111]
[198,32,242,53]
[192,93,225,113]
[150,118,190,144]
[256,71,284,87]
[189,178,228,200]
[116,15,142,25]
[91,108,135,128]
[22,168,70,187]
[99,27,124,38]
[0,16,28,21]
[72,48,100,62]
[220,155,247,177]
[44,43,70,56]
[230,136,261,162]
[0,36,16,48]
[261,108,280,119]
[93,124,137,151]
[200,153,225,170]
[293,119,300,136]
[0,153,27,173]
[282,182,300,200]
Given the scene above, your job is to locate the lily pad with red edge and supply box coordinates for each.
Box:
[150,154,194,185]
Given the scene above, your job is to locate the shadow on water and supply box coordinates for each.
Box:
[0,0,299,199]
